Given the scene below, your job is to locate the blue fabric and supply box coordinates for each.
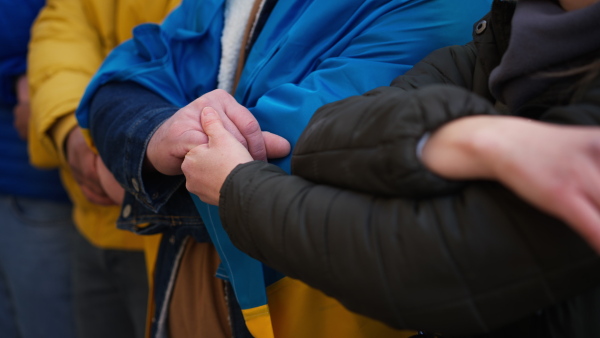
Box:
[71,231,148,338]
[149,225,251,338]
[0,0,69,201]
[192,198,272,309]
[79,0,492,226]
[0,194,77,338]
[77,0,492,313]
[0,0,45,105]
[0,105,69,201]
[88,81,195,233]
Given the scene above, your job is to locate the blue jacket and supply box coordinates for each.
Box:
[0,0,68,201]
[76,0,492,336]
[77,0,492,229]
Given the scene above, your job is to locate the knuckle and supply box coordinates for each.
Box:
[243,119,261,135]
[253,148,267,160]
[181,159,192,174]
[195,96,208,107]
[212,88,227,98]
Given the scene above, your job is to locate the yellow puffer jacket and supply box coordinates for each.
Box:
[27,0,181,273]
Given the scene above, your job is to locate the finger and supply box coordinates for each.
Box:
[217,109,248,148]
[84,154,118,196]
[96,157,125,205]
[84,172,117,199]
[221,103,267,161]
[584,136,600,205]
[559,194,600,255]
[262,131,291,159]
[176,129,209,158]
[201,107,236,142]
[181,144,207,175]
[80,184,117,206]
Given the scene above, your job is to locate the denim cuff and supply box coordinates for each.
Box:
[117,185,206,234]
[90,81,181,212]
[122,107,183,212]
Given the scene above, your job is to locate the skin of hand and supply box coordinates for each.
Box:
[95,155,125,205]
[422,115,600,254]
[66,126,117,205]
[13,75,30,140]
[147,89,288,176]
[182,107,290,205]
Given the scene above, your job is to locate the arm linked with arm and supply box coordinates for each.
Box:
[89,80,182,213]
[292,84,496,197]
[220,75,600,335]
[220,159,600,336]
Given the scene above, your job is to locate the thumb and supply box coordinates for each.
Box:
[201,107,228,140]
[263,131,291,159]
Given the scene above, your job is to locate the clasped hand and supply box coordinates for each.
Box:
[145,89,290,204]
[147,89,289,176]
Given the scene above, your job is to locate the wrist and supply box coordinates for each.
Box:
[421,115,507,180]
[454,115,537,181]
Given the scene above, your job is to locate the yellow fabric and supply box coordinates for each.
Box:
[143,232,162,286]
[261,277,416,338]
[142,231,160,337]
[28,0,180,249]
[29,3,179,333]
[242,305,274,338]
[29,2,416,337]
[143,233,161,338]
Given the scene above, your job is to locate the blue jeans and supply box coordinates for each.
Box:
[72,229,148,338]
[0,194,77,338]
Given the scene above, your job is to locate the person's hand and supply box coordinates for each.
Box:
[147,89,288,175]
[422,115,600,254]
[182,107,290,205]
[486,119,600,255]
[13,75,30,140]
[96,156,125,205]
[66,127,116,205]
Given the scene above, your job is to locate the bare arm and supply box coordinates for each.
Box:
[422,115,600,253]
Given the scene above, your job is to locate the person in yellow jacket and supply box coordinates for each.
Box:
[27,1,180,337]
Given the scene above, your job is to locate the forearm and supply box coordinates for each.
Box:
[293,85,498,198]
[420,115,529,180]
[89,80,180,211]
[220,161,600,336]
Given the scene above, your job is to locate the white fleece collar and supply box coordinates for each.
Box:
[217,0,256,93]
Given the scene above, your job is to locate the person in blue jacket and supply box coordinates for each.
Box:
[76,0,492,337]
[0,0,77,337]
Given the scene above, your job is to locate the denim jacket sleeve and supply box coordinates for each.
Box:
[74,0,224,232]
[89,81,204,233]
